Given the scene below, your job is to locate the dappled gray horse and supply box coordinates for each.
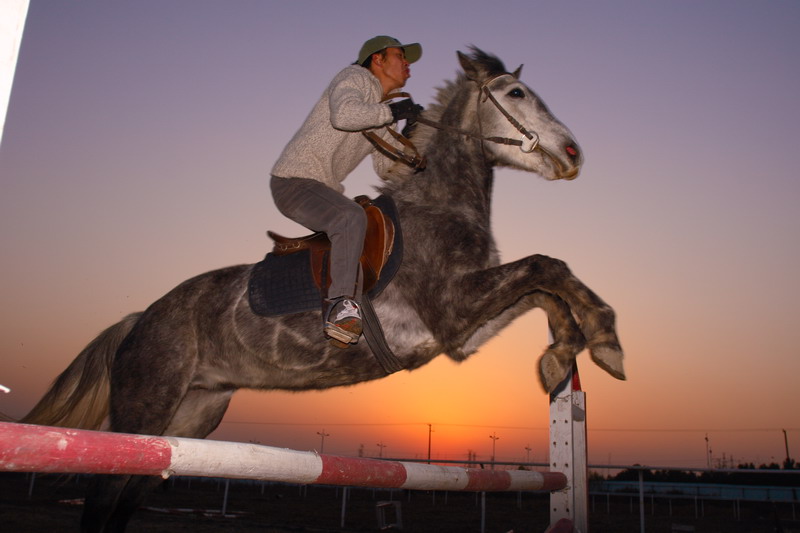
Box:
[22,48,624,533]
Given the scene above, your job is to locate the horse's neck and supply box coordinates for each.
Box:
[389,87,496,220]
[423,136,494,219]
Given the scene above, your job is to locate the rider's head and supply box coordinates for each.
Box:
[356,36,422,95]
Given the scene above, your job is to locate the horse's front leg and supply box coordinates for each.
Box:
[451,290,586,392]
[531,292,589,391]
[436,254,625,384]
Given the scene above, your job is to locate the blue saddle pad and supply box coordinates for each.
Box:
[248,195,402,317]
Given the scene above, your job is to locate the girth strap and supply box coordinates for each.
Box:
[360,294,405,374]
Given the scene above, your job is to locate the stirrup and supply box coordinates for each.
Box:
[323,298,362,346]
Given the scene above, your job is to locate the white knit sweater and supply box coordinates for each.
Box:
[271,65,397,193]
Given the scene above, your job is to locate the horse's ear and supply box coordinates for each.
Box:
[457,51,481,82]
[512,64,523,79]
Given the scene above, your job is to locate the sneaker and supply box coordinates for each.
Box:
[323,298,362,346]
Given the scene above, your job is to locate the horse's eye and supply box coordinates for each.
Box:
[507,88,525,98]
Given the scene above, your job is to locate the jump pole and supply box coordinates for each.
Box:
[0,421,566,493]
[549,363,588,531]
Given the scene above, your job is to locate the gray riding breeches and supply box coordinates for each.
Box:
[270,175,366,300]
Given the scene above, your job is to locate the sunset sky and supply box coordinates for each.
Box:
[1,1,799,470]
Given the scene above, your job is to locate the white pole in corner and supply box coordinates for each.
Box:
[0,0,30,147]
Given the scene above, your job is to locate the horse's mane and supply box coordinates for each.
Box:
[383,47,508,182]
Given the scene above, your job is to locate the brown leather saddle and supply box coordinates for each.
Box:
[248,195,405,373]
[266,195,395,295]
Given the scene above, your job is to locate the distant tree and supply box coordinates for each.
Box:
[652,469,697,483]
[613,466,654,482]
[588,471,606,481]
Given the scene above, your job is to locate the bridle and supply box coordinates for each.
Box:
[366,73,545,171]
[475,73,539,153]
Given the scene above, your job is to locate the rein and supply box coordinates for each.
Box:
[365,74,546,171]
[363,92,427,170]
[413,75,539,151]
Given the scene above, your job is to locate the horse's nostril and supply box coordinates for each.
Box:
[566,145,579,158]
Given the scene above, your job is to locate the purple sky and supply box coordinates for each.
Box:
[1,1,799,467]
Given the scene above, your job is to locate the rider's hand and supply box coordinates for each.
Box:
[389,99,424,123]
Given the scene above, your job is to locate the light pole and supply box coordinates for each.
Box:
[705,434,712,468]
[489,432,500,469]
[525,444,532,465]
[783,429,792,467]
[377,441,387,458]
[317,429,329,453]
[427,423,434,464]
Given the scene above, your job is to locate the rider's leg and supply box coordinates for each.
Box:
[271,176,366,343]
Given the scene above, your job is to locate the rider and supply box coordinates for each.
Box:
[270,36,423,346]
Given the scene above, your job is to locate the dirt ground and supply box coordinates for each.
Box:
[2,473,798,532]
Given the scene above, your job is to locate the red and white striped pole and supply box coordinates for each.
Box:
[0,421,566,493]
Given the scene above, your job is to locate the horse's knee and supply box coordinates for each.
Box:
[530,254,571,279]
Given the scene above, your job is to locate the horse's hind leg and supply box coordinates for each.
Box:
[81,310,210,532]
[81,389,233,533]
[81,475,140,533]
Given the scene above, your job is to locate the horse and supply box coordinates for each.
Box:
[20,47,625,533]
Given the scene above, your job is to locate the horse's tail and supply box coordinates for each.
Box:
[19,312,142,430]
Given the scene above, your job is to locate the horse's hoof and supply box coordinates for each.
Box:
[539,351,569,393]
[590,345,626,381]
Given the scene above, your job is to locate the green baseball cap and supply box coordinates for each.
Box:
[357,36,422,66]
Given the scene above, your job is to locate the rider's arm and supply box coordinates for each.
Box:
[328,66,392,132]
